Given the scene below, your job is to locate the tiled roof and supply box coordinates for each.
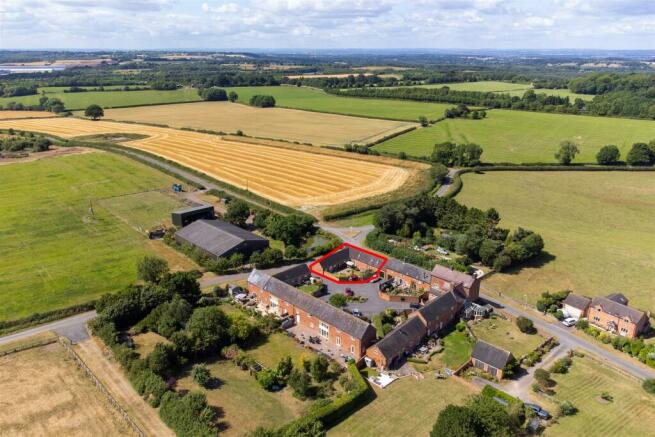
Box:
[590,296,646,324]
[562,293,591,311]
[606,293,629,306]
[431,264,476,288]
[373,316,426,360]
[418,291,461,322]
[471,340,512,369]
[385,258,432,283]
[248,270,374,339]
[273,264,311,285]
[175,219,266,258]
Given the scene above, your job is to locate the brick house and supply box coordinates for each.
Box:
[383,258,433,292]
[470,340,513,380]
[431,265,480,301]
[588,295,649,339]
[412,291,463,335]
[562,293,591,320]
[247,270,376,361]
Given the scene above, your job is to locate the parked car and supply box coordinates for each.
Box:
[525,403,550,419]
[436,247,449,255]
[344,288,354,296]
[352,308,363,318]
[561,317,577,327]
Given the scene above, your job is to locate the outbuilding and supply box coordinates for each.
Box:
[470,340,513,380]
[174,219,268,259]
[562,293,591,320]
[171,205,215,227]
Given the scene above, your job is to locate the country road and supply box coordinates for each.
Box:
[0,311,96,345]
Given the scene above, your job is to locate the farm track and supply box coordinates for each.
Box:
[0,118,411,209]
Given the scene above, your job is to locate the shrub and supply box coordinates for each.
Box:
[289,368,312,399]
[575,319,589,330]
[137,255,169,283]
[456,320,466,332]
[549,356,573,374]
[329,294,348,308]
[626,142,654,166]
[516,316,537,334]
[642,378,655,394]
[192,364,212,387]
[601,391,613,402]
[199,87,228,101]
[559,401,578,416]
[596,144,621,165]
[249,95,276,108]
[310,356,330,382]
[534,369,551,386]
[128,366,168,407]
[146,343,180,378]
[158,391,217,436]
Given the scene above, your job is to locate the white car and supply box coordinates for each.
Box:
[561,317,577,327]
[436,247,449,255]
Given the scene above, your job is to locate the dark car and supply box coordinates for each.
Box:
[344,288,354,296]
[525,403,550,419]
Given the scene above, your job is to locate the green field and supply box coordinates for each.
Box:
[226,86,454,121]
[0,87,201,110]
[386,81,593,101]
[470,317,544,358]
[329,373,474,437]
[544,355,655,437]
[0,152,187,321]
[376,109,655,163]
[456,171,655,310]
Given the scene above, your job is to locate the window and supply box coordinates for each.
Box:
[350,345,355,354]
[593,316,600,322]
[270,297,278,310]
[319,321,329,339]
[336,336,341,347]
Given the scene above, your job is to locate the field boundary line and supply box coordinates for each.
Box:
[58,336,145,437]
[0,337,57,357]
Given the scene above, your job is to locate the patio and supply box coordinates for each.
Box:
[319,280,414,318]
[287,324,353,366]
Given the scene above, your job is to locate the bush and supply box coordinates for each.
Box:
[249,95,276,108]
[289,368,313,399]
[559,401,578,416]
[310,356,330,382]
[159,391,217,436]
[329,294,348,308]
[146,343,180,378]
[137,255,170,283]
[192,364,212,387]
[596,144,621,165]
[600,391,613,402]
[199,87,228,101]
[575,319,589,330]
[516,316,537,334]
[549,356,573,374]
[257,368,280,390]
[642,378,655,394]
[455,320,466,332]
[128,366,168,407]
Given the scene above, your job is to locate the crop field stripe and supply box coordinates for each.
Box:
[0,118,410,208]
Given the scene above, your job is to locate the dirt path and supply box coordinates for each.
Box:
[75,338,174,437]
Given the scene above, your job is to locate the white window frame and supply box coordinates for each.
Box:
[350,345,355,354]
[270,296,278,309]
[319,321,329,339]
[336,336,341,347]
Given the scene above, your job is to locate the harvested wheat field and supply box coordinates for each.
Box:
[0,117,411,209]
[0,110,55,119]
[100,102,415,146]
[0,341,131,436]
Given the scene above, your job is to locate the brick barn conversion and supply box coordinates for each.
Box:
[470,340,514,380]
[247,250,481,369]
[174,219,269,259]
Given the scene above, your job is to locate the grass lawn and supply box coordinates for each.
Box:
[132,332,171,358]
[434,329,474,368]
[97,190,186,231]
[225,86,454,121]
[0,151,194,321]
[176,360,310,437]
[375,109,655,163]
[247,331,317,368]
[298,284,323,295]
[329,373,475,437]
[469,317,544,358]
[544,355,655,437]
[328,210,377,227]
[0,87,201,110]
[456,171,655,310]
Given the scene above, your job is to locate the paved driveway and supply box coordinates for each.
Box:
[318,280,413,318]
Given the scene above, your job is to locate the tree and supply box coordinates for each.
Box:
[329,294,347,308]
[310,355,329,382]
[186,306,230,354]
[516,316,536,334]
[228,91,238,102]
[479,239,503,266]
[288,368,312,398]
[276,355,294,380]
[555,140,580,165]
[228,314,256,344]
[264,213,315,246]
[256,368,279,390]
[418,115,429,127]
[137,256,169,283]
[84,104,104,120]
[559,401,577,416]
[249,95,276,108]
[146,343,179,378]
[224,200,250,227]
[534,368,551,387]
[192,364,212,387]
[430,404,477,437]
[160,271,201,305]
[596,144,621,165]
[643,378,655,394]
[626,142,654,166]
[431,163,449,185]
[199,87,228,101]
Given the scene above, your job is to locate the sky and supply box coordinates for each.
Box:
[1,0,654,50]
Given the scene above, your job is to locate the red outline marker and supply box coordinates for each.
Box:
[309,242,388,285]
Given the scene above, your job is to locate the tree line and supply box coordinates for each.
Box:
[373,194,544,272]
[0,131,52,153]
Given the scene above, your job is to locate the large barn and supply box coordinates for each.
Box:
[174,219,269,259]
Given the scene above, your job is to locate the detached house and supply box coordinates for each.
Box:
[588,295,649,339]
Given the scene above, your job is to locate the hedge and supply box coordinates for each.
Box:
[0,301,96,335]
[276,363,369,432]
[481,384,522,406]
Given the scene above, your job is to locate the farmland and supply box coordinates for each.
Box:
[225,85,455,121]
[98,101,416,147]
[0,87,201,110]
[406,81,593,101]
[0,151,195,322]
[0,117,414,209]
[329,373,475,437]
[375,109,655,163]
[544,355,655,437]
[0,341,129,436]
[0,110,56,119]
[456,171,655,310]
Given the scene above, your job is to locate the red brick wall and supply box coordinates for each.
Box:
[588,304,647,339]
[471,358,504,380]
[384,269,431,291]
[248,283,370,360]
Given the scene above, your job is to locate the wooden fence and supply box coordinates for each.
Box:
[58,337,145,437]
